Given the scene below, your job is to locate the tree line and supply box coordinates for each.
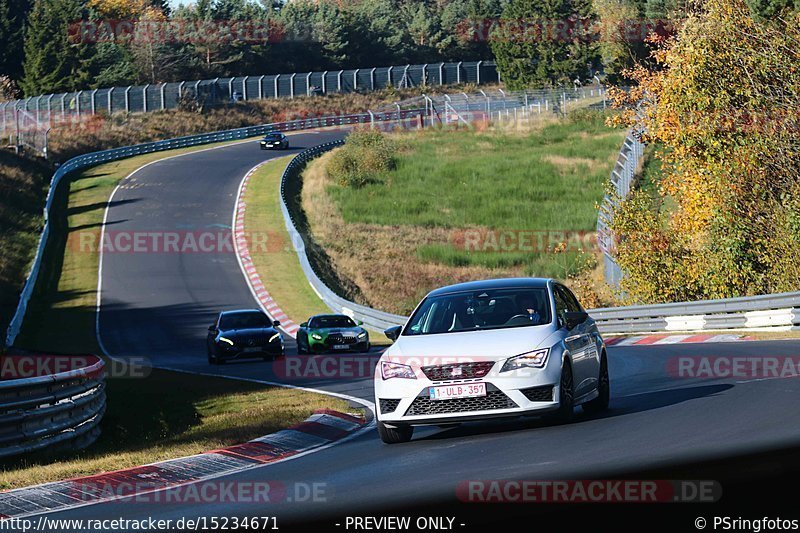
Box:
[1,0,797,98]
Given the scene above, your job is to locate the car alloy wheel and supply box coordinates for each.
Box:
[550,361,574,423]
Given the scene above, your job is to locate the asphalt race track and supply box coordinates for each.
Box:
[43,132,800,530]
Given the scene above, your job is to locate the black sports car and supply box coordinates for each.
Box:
[207,309,284,364]
[259,132,289,150]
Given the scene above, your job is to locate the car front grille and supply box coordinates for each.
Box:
[520,386,554,402]
[326,333,358,345]
[404,385,517,416]
[421,361,495,381]
[379,399,401,414]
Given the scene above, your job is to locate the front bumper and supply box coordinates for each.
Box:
[375,360,561,426]
[260,143,282,149]
[309,338,369,353]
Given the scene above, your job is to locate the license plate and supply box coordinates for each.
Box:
[332,344,349,350]
[243,347,261,353]
[429,383,487,401]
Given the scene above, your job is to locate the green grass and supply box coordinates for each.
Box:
[331,116,623,232]
[244,158,332,322]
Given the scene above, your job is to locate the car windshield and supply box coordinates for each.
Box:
[403,288,551,336]
[264,134,282,140]
[219,312,271,330]
[310,316,356,328]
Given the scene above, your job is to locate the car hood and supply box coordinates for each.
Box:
[219,327,279,341]
[384,324,560,363]
[312,328,364,336]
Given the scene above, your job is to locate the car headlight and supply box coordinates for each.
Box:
[501,348,550,372]
[311,333,322,341]
[218,336,234,346]
[269,333,281,343]
[381,361,416,380]
[358,331,367,339]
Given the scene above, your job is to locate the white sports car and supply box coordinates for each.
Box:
[374,278,609,444]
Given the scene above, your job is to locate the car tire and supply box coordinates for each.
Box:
[378,421,413,444]
[297,338,307,355]
[583,353,610,415]
[208,349,220,365]
[549,360,574,423]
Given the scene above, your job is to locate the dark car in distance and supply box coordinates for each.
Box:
[260,132,289,150]
[207,309,284,364]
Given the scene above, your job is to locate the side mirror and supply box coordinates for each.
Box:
[356,320,364,326]
[273,320,281,327]
[300,322,308,328]
[208,325,216,332]
[564,311,588,330]
[384,325,402,341]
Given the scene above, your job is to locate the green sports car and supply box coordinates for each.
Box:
[296,314,370,354]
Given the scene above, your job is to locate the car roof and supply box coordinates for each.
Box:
[220,309,265,316]
[426,278,552,297]
[309,314,353,320]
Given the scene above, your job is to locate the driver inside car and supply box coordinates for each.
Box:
[517,294,542,324]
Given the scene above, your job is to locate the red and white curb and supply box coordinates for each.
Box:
[234,163,300,338]
[605,333,753,347]
[0,410,364,519]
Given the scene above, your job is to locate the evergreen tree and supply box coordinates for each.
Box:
[0,0,32,81]
[490,0,600,89]
[21,0,92,95]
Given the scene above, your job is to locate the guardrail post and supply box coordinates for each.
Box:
[289,73,296,98]
[274,74,280,98]
[142,85,149,112]
[160,84,166,110]
[337,70,343,92]
[124,86,131,112]
[370,67,376,91]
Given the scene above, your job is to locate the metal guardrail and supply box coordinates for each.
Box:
[596,132,645,287]
[0,355,106,458]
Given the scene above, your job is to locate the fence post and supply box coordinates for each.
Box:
[61,94,66,116]
[402,65,410,88]
[178,81,185,101]
[321,71,328,94]
[124,86,131,112]
[353,69,358,91]
[34,96,40,126]
[160,84,166,110]
[76,91,82,117]
[105,89,112,114]
[476,60,482,85]
[337,70,343,92]
[387,66,393,88]
[89,89,97,114]
[274,74,280,98]
[368,109,375,128]
[370,67,376,91]
[456,61,462,84]
[142,85,149,112]
[421,64,427,87]
[439,62,444,85]
[306,72,312,96]
[289,73,296,98]
[258,75,264,99]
